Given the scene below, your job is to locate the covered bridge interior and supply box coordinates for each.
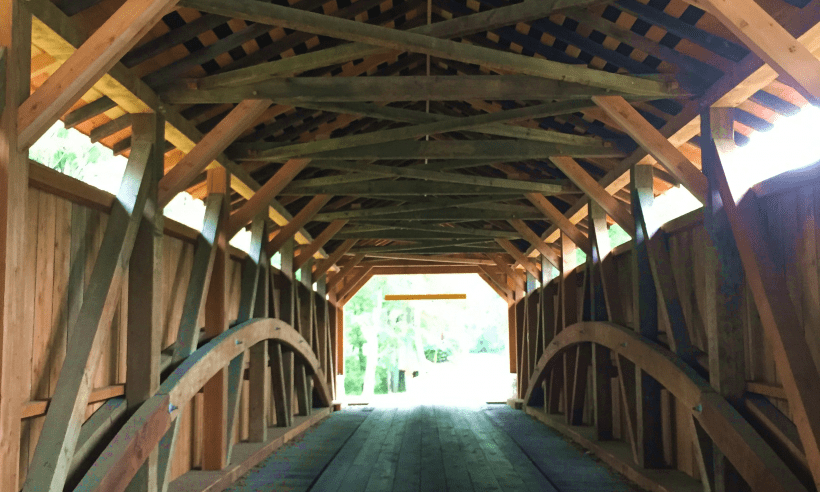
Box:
[2,0,820,490]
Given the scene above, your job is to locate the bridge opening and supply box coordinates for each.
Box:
[341,274,512,406]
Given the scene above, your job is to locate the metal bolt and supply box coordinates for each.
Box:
[693,404,702,413]
[236,339,243,345]
[620,342,628,348]
[168,404,178,413]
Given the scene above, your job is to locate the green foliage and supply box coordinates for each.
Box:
[343,324,366,395]
[424,347,452,363]
[343,274,507,396]
[609,224,631,248]
[29,122,127,194]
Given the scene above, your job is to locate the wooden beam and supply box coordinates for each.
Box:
[245,139,624,162]
[18,0,180,147]
[685,0,820,104]
[313,239,357,280]
[157,99,271,207]
[267,195,333,256]
[228,158,312,237]
[166,76,654,104]
[294,220,347,270]
[326,254,365,292]
[500,239,542,279]
[182,0,668,96]
[284,180,571,197]
[337,266,374,300]
[507,219,561,269]
[234,101,602,161]
[523,194,590,253]
[549,156,634,232]
[384,294,467,301]
[0,47,5,114]
[302,161,571,195]
[287,100,600,146]
[490,254,525,291]
[125,114,164,491]
[592,96,707,204]
[0,4,28,490]
[630,164,664,469]
[23,141,153,492]
[317,197,511,221]
[202,167,230,471]
[237,216,265,323]
[339,271,374,305]
[701,107,747,492]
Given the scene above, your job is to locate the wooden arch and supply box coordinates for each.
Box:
[74,317,330,492]
[523,321,806,492]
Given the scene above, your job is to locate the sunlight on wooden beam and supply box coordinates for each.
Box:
[384,294,467,301]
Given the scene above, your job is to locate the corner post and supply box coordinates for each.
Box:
[0,1,30,489]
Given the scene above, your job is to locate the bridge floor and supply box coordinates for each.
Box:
[227,404,641,492]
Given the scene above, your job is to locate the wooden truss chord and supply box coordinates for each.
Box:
[299,161,569,196]
[592,96,708,204]
[157,99,272,207]
[267,195,333,256]
[313,239,357,280]
[549,156,635,233]
[525,193,590,254]
[228,158,312,237]
[294,220,347,271]
[507,219,561,269]
[164,76,654,105]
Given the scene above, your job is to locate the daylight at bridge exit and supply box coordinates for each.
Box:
[3,0,820,490]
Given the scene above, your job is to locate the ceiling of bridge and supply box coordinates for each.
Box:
[27,0,820,288]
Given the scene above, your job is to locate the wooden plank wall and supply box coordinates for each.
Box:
[16,183,273,484]
[514,179,820,482]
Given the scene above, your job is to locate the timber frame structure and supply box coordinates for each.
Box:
[4,0,820,490]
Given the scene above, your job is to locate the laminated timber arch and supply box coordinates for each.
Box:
[522,321,806,492]
[73,317,330,492]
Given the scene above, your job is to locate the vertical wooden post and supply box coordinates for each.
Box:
[202,167,229,471]
[561,232,578,422]
[0,1,30,490]
[589,202,613,440]
[701,110,746,491]
[125,113,164,492]
[631,164,664,469]
[249,233,270,440]
[508,302,517,376]
[296,260,313,415]
[335,302,344,377]
[279,237,296,421]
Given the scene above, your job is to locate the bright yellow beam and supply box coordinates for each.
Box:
[384,294,467,301]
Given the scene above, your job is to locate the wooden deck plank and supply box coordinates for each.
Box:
[227,405,644,491]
